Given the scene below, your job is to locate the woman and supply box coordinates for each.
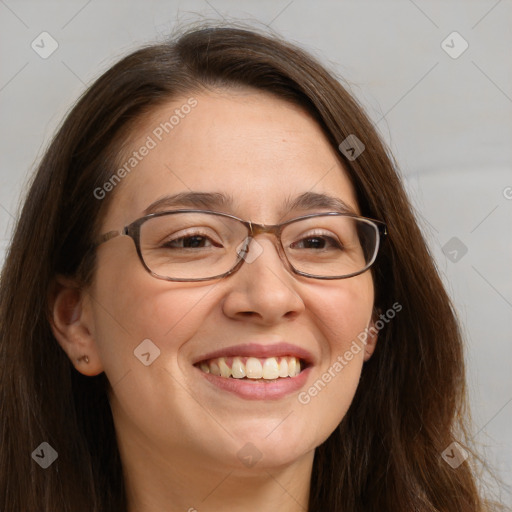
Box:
[0,25,499,511]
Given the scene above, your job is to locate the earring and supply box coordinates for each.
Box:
[77,355,89,364]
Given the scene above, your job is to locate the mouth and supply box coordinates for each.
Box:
[192,342,313,400]
[195,355,304,381]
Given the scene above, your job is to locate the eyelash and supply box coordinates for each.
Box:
[159,229,343,251]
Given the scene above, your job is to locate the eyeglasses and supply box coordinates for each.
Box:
[95,209,387,282]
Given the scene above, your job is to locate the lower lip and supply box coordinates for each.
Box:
[195,365,311,400]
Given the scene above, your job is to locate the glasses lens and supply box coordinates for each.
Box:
[281,215,379,278]
[139,212,247,280]
[137,212,381,280]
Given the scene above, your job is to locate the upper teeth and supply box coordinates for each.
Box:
[198,356,302,379]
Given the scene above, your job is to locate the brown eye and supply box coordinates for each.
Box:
[163,235,220,249]
[290,234,343,250]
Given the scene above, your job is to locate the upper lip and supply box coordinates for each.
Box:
[193,342,315,366]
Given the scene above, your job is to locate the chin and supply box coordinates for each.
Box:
[216,417,318,471]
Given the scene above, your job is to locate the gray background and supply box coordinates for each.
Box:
[0,0,510,505]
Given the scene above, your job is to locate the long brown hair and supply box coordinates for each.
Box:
[0,24,500,511]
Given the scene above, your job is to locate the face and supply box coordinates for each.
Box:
[71,89,377,473]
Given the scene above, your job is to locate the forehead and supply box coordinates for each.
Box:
[104,89,360,228]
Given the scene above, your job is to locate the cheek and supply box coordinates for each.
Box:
[305,275,374,358]
[87,252,226,452]
[294,276,374,439]
[88,245,217,378]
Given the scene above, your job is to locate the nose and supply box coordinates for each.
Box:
[221,236,305,325]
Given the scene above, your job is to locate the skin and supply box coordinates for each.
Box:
[51,88,378,512]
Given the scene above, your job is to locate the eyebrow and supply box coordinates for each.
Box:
[144,192,233,215]
[143,191,357,217]
[284,192,358,216]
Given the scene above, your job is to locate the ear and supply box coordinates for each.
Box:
[363,306,381,361]
[48,276,104,376]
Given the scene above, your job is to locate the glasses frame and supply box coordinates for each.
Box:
[95,209,387,282]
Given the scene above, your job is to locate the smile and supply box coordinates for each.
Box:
[196,356,303,380]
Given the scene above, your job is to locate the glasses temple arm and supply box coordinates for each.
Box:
[94,230,123,247]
